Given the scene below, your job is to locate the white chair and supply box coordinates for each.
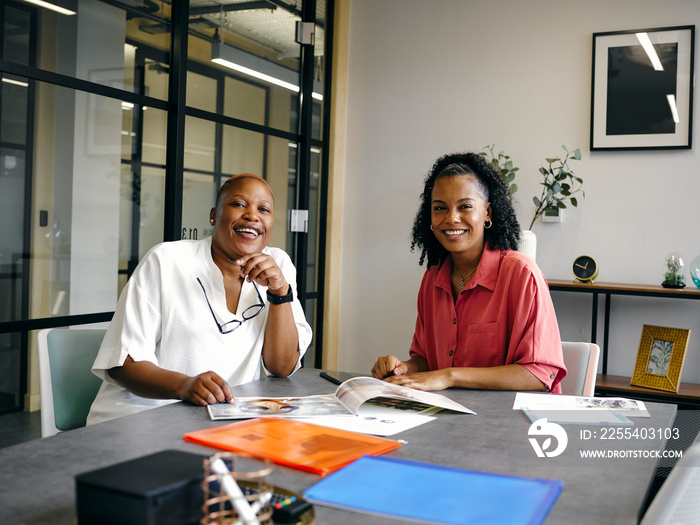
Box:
[641,437,700,524]
[559,341,600,397]
[38,328,106,437]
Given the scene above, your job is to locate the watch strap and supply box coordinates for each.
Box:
[267,285,293,305]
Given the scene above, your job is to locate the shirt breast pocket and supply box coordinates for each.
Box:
[459,322,503,367]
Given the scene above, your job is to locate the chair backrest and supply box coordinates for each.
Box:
[37,328,106,437]
[559,342,600,397]
[641,437,700,525]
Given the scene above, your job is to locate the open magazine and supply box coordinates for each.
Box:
[207,376,476,421]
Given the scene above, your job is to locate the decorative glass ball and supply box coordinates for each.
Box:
[661,252,686,288]
[690,255,700,289]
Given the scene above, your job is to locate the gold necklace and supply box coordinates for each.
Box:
[454,265,477,289]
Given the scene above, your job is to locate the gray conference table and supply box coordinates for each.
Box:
[0,368,678,525]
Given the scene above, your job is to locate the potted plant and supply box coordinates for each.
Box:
[662,253,686,288]
[480,144,518,200]
[529,146,584,230]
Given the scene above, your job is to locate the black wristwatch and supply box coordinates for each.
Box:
[267,285,294,305]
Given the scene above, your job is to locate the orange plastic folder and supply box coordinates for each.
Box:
[183,418,402,475]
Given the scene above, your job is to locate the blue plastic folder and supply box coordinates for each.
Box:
[303,455,563,525]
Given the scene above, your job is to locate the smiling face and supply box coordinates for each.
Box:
[210,176,274,260]
[430,174,491,259]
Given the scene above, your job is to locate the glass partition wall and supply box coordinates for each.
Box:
[0,0,331,414]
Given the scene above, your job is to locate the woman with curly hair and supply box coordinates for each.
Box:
[371,152,566,393]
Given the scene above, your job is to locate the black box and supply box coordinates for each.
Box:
[75,449,207,525]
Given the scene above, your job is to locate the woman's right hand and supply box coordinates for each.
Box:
[109,356,234,405]
[176,371,235,406]
[371,355,408,379]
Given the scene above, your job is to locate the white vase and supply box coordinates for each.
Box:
[519,230,537,262]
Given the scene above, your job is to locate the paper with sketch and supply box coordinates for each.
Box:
[512,392,650,417]
[208,376,475,421]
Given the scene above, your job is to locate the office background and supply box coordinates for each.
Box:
[0,0,331,414]
[335,0,700,384]
[1,0,699,417]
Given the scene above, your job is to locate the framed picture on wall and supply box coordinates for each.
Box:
[590,26,695,150]
[630,324,691,393]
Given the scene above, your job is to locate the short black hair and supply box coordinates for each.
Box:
[410,152,521,268]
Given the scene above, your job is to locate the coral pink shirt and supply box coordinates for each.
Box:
[409,248,566,392]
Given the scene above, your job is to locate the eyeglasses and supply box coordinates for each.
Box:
[197,277,266,334]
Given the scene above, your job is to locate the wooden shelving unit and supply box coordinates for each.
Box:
[548,280,700,407]
[595,374,700,409]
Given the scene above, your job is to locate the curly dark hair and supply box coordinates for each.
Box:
[410,152,521,268]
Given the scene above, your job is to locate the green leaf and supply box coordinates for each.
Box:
[510,184,518,194]
[571,197,578,206]
[533,197,541,207]
[573,149,581,160]
[539,167,548,175]
[545,157,558,164]
[552,182,562,194]
[557,202,567,209]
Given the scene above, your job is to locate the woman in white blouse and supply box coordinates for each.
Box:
[87,174,312,425]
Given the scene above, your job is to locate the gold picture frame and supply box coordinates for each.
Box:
[630,324,691,392]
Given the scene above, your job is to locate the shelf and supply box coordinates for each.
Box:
[596,374,700,408]
[548,280,700,375]
[548,279,700,299]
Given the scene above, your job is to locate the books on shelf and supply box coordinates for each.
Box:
[208,376,475,421]
[303,455,563,525]
[183,417,403,475]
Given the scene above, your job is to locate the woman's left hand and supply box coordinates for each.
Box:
[234,252,288,294]
[382,369,453,391]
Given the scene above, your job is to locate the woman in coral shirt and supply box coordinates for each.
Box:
[371,153,566,393]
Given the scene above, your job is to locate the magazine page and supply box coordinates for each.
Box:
[297,402,441,436]
[335,377,476,415]
[207,394,353,420]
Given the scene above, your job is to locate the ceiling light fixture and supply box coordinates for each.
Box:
[636,32,663,71]
[2,78,29,87]
[211,42,323,101]
[20,0,76,15]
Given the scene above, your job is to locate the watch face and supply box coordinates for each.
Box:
[573,256,597,281]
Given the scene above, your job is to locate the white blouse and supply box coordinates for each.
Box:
[87,237,312,425]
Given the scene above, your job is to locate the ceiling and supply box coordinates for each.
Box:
[124,0,325,59]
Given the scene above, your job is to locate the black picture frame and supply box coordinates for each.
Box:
[590,26,695,151]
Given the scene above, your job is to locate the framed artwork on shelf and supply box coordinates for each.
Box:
[630,324,691,393]
[590,26,695,151]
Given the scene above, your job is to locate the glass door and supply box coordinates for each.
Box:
[181,0,328,367]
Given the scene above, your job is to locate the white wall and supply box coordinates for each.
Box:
[339,0,700,383]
